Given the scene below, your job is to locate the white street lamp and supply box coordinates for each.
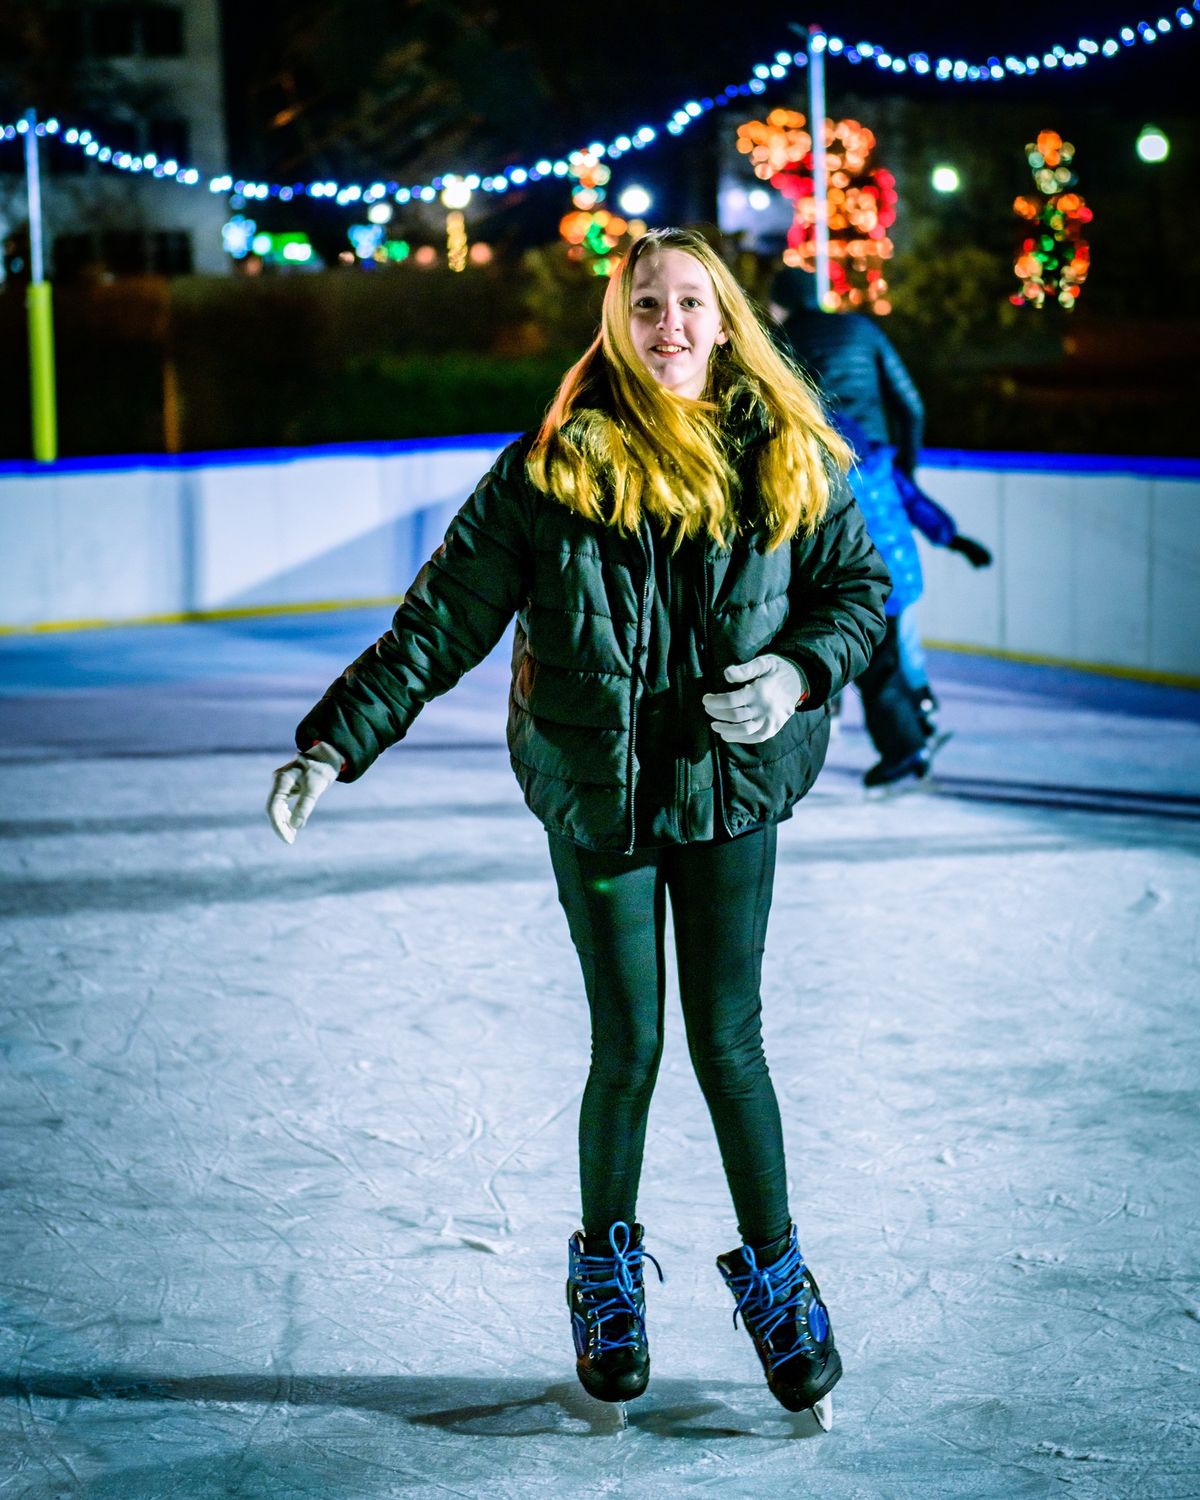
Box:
[1136,125,1169,163]
[440,177,473,209]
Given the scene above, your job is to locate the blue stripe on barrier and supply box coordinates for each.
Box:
[0,438,1196,482]
[0,433,523,478]
[920,448,1200,480]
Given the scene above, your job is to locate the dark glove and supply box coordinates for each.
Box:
[949,534,993,569]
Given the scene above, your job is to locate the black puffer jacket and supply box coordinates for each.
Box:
[780,310,925,474]
[296,429,890,852]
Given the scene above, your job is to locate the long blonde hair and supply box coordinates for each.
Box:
[526,227,851,550]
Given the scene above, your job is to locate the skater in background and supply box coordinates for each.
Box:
[890,465,992,724]
[268,228,889,1427]
[835,410,994,785]
[770,267,993,789]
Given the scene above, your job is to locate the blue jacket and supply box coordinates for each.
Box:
[830,415,916,616]
[833,415,962,616]
[843,441,918,616]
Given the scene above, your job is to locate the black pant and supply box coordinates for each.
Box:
[547,824,790,1247]
[856,614,927,764]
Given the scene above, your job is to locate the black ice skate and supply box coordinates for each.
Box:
[717,1225,842,1429]
[913,683,940,739]
[863,744,931,792]
[865,725,952,796]
[567,1221,662,1404]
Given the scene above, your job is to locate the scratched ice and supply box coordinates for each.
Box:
[1,609,1198,1499]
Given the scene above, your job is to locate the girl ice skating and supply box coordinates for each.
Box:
[268,227,890,1428]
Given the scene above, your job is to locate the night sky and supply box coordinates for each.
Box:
[221,1,1198,174]
[496,0,1198,115]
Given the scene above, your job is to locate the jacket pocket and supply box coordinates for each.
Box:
[515,651,538,708]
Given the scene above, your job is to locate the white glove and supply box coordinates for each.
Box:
[267,741,345,844]
[702,654,808,744]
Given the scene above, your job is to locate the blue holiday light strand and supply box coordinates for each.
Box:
[806,7,1195,81]
[1,7,1194,206]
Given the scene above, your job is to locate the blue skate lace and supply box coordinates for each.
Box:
[574,1221,664,1353]
[727,1239,820,1370]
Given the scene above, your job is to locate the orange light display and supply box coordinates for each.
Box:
[557,151,641,276]
[1010,131,1092,310]
[737,108,897,314]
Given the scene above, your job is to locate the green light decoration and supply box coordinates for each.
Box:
[1011,130,1092,310]
[583,221,612,256]
[558,150,646,275]
[231,227,316,265]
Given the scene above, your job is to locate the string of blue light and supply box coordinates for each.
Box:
[0,8,1194,208]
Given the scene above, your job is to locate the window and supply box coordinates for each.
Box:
[101,229,148,276]
[96,117,141,154]
[141,4,184,57]
[56,8,88,61]
[48,133,88,175]
[146,117,190,162]
[89,4,183,58]
[53,230,193,280]
[92,4,137,57]
[54,233,99,280]
[152,230,193,275]
[3,230,30,280]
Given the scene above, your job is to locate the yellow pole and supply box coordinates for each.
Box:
[26,282,57,461]
[24,107,58,462]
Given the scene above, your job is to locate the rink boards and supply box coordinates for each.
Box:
[0,437,1197,681]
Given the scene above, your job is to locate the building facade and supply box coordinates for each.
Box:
[8,0,229,279]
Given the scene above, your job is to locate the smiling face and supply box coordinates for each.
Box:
[628,247,728,400]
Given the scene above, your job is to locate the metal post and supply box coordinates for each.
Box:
[807,29,831,311]
[24,107,58,461]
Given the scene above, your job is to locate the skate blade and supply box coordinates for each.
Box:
[811,1393,833,1431]
[864,775,932,800]
[615,1400,628,1431]
[926,729,953,759]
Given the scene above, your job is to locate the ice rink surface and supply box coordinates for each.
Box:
[1,607,1198,1500]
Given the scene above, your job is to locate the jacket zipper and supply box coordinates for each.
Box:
[702,547,731,838]
[625,519,653,855]
[674,544,687,840]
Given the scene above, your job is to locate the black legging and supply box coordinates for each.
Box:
[547,824,790,1247]
[856,614,927,764]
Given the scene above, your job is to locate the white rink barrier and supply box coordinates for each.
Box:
[1,438,1197,681]
[910,451,1199,682]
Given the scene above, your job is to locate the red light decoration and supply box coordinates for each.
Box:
[1011,131,1091,310]
[737,108,897,314]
